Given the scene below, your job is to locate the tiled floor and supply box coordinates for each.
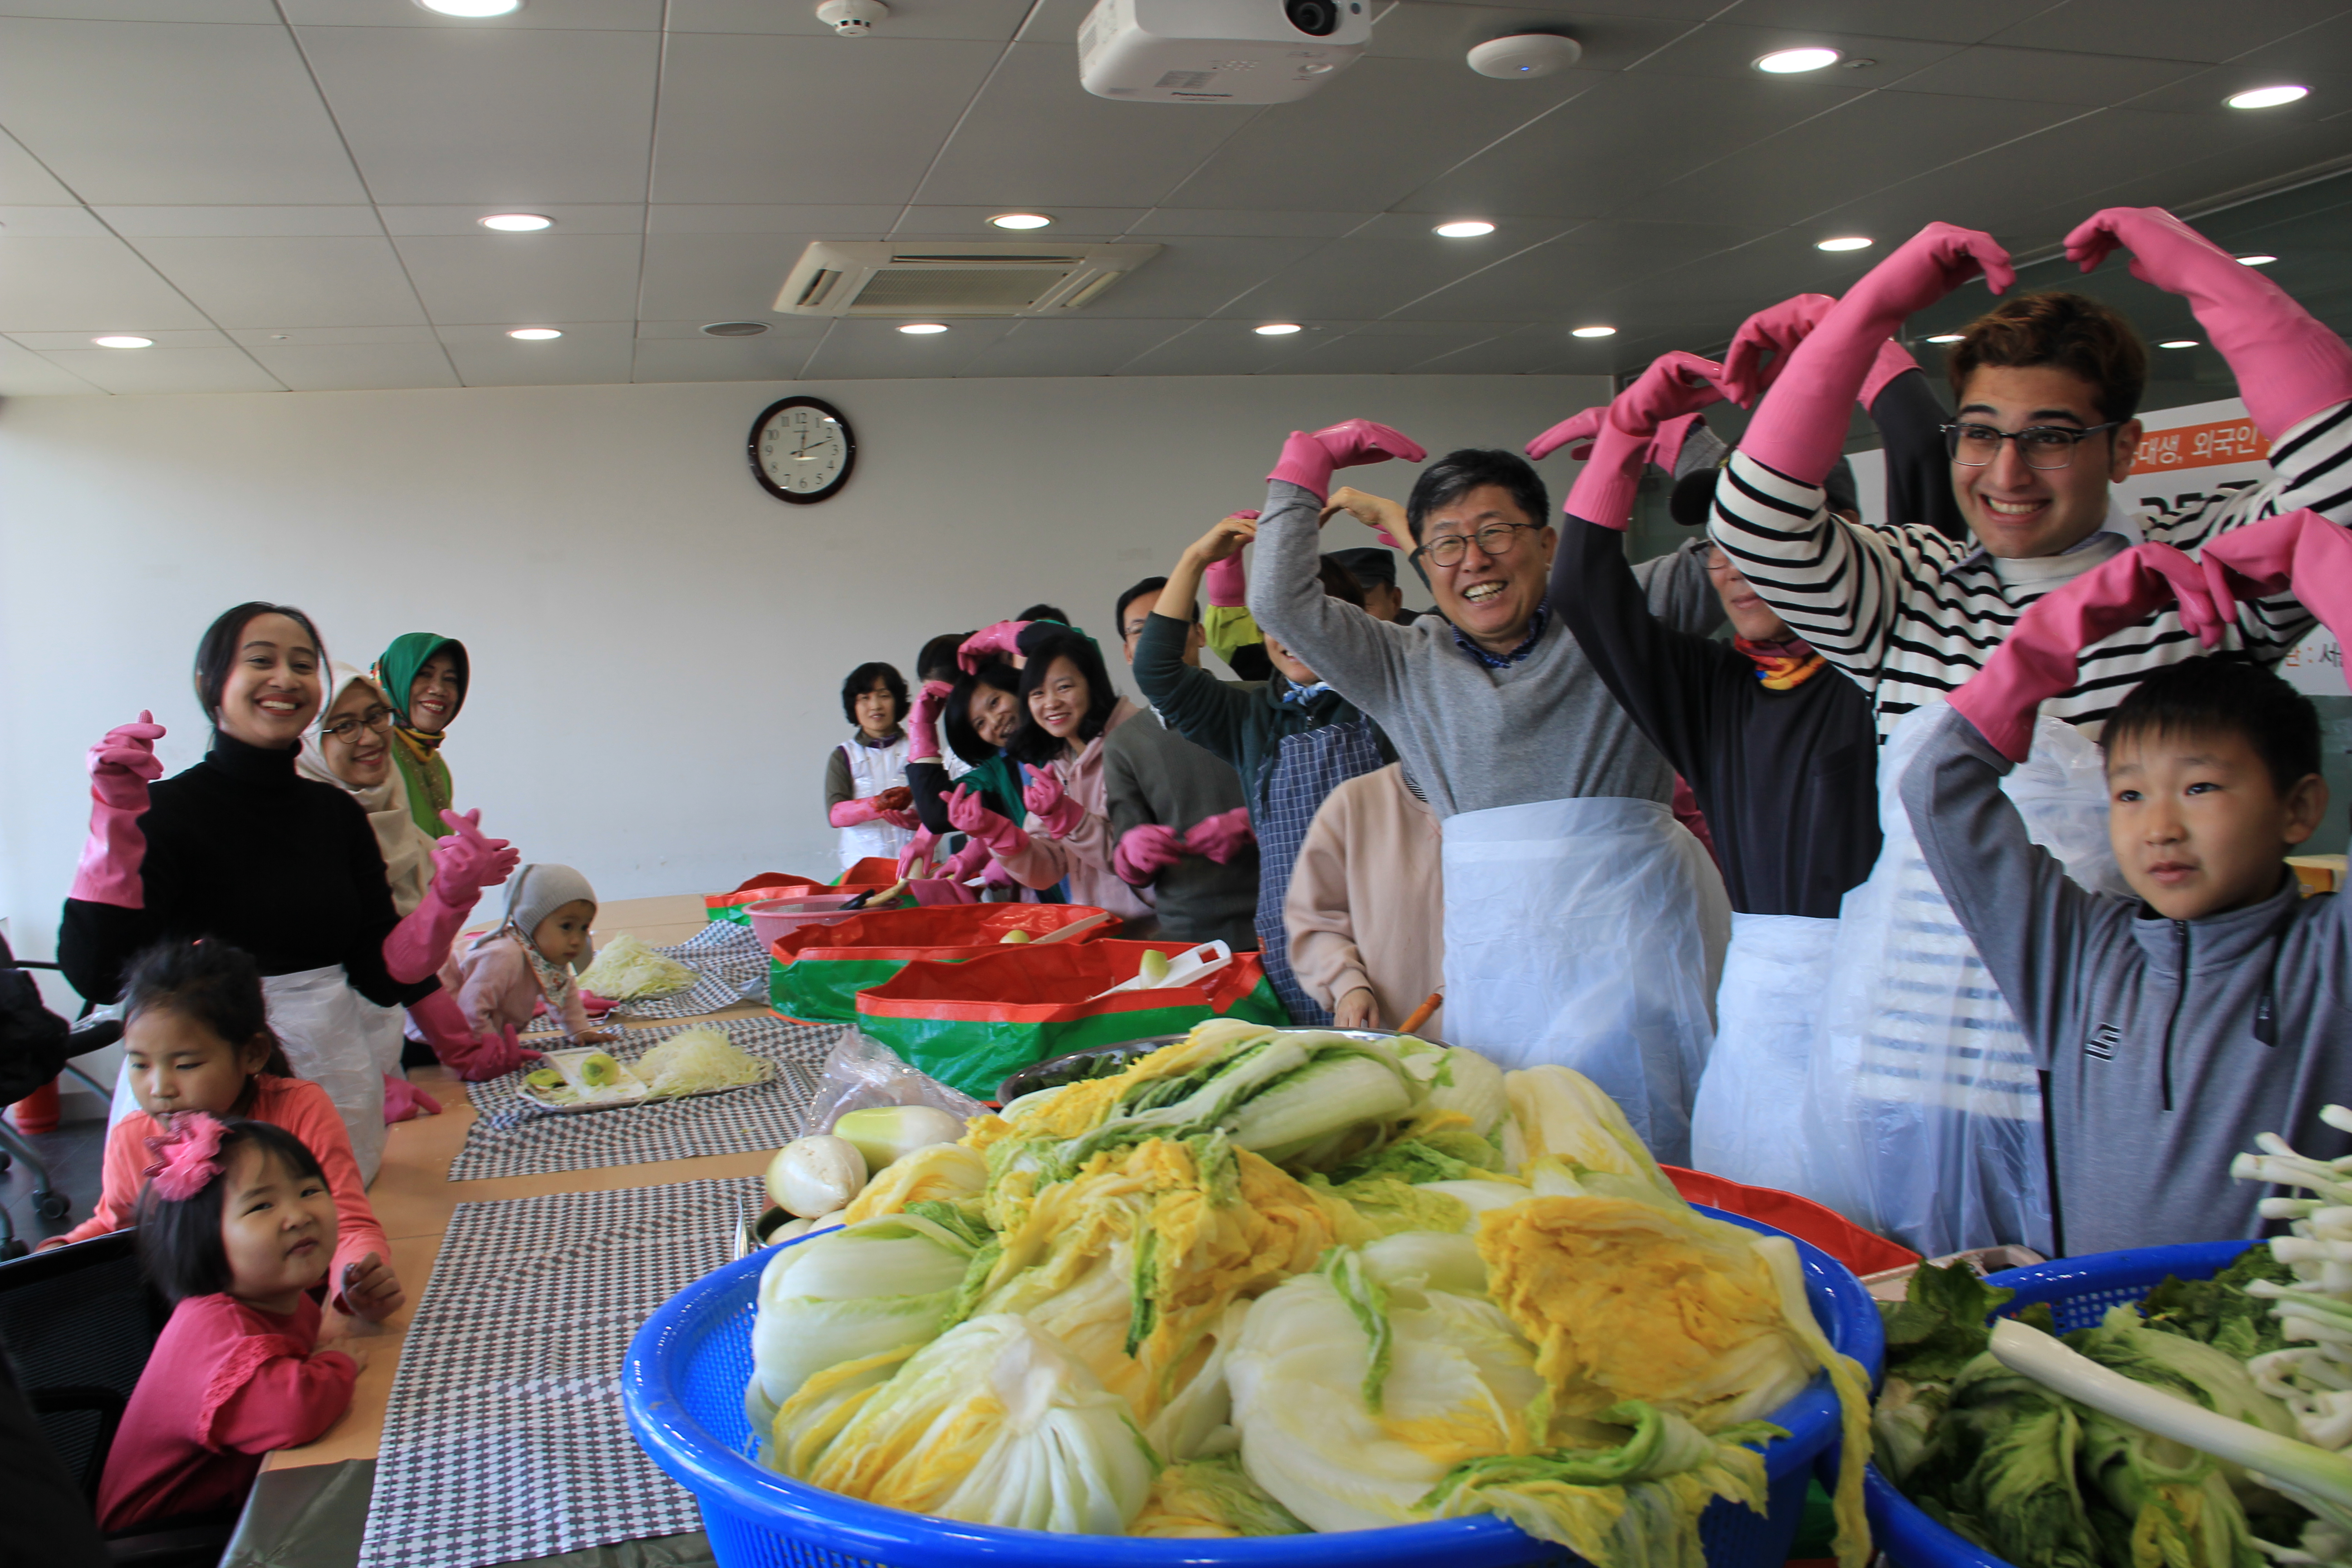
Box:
[0,1112,106,1256]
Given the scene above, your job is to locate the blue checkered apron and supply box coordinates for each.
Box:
[1253,715,1386,1025]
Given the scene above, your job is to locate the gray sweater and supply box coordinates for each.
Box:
[1102,708,1261,950]
[1245,479,1719,819]
[1904,704,2352,1256]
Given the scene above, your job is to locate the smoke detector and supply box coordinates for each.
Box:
[1467,33,1580,79]
[816,0,886,36]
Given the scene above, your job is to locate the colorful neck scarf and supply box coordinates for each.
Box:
[512,925,578,1007]
[1734,635,1828,691]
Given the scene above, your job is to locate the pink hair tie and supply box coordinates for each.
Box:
[143,1112,227,1201]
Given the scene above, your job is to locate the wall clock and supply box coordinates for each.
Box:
[749,395,856,503]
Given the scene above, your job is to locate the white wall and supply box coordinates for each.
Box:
[0,372,1606,987]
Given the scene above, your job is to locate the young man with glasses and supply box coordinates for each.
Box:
[1245,425,1726,1162]
[1709,209,2352,740]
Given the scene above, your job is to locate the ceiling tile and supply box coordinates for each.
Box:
[296,25,659,204]
[1079,234,1329,319]
[225,323,439,345]
[1391,70,1868,220]
[1115,321,1363,375]
[1366,5,1696,69]
[1708,0,2053,45]
[443,333,636,387]
[0,130,76,204]
[892,206,1149,241]
[627,334,830,382]
[1272,321,1509,375]
[0,0,275,20]
[9,327,234,349]
[795,317,1018,378]
[647,204,905,235]
[0,334,101,394]
[1982,1,2350,64]
[1396,219,1780,320]
[669,0,1033,39]
[916,317,1184,378]
[651,33,1002,206]
[378,204,645,236]
[637,231,815,322]
[1410,0,1720,16]
[0,19,367,204]
[1129,208,1368,237]
[633,317,829,340]
[281,0,662,27]
[2110,64,2352,118]
[1627,21,1961,81]
[37,344,284,393]
[434,318,634,343]
[1883,44,2208,106]
[245,341,461,390]
[2210,11,2352,78]
[391,232,643,323]
[0,204,104,235]
[0,235,210,332]
[1404,329,1579,374]
[913,43,1259,209]
[125,235,427,327]
[98,205,383,237]
[1213,223,1580,322]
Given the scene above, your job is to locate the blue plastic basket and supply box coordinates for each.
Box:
[1862,1239,2258,1568]
[622,1205,1883,1568]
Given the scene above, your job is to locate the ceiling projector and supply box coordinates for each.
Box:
[1078,0,1373,104]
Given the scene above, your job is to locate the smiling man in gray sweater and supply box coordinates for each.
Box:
[1244,420,1726,1161]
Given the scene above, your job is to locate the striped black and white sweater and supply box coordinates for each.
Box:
[1708,398,2352,741]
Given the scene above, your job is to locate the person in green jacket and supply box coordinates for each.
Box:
[372,632,467,840]
[1135,514,1388,1024]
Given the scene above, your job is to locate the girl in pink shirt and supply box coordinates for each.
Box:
[96,1114,361,1533]
[48,940,400,1323]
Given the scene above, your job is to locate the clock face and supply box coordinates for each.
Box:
[749,396,856,504]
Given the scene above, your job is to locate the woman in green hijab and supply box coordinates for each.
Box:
[372,632,468,839]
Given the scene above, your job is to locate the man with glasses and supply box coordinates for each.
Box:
[1245,425,1726,1162]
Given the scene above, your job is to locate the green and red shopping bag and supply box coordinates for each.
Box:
[766,905,1121,1021]
[855,940,1289,1099]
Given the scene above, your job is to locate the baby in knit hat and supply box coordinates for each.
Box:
[440,863,617,1048]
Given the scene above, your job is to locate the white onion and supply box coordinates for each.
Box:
[767,1136,869,1218]
[832,1104,967,1172]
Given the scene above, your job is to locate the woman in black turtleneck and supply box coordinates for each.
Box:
[59,603,526,1174]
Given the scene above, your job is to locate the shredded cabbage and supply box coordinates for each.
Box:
[632,1028,765,1096]
[575,933,697,999]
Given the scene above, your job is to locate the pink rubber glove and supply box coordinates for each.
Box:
[1950,542,2226,762]
[1022,765,1085,839]
[1720,294,1834,407]
[1743,224,2015,488]
[879,808,921,831]
[906,679,951,764]
[944,836,991,882]
[407,990,544,1083]
[1184,807,1257,865]
[70,710,167,908]
[1204,514,1258,608]
[2066,207,2352,440]
[2196,509,2352,642]
[1859,338,1925,411]
[1565,352,1729,531]
[1267,419,1427,503]
[829,786,911,830]
[958,621,1032,675]
[382,809,518,984]
[580,990,617,1014]
[382,1073,442,1123]
[897,827,940,881]
[1113,823,1188,886]
[946,784,1030,859]
[1525,406,1604,463]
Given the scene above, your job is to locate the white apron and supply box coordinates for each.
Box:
[108,963,389,1183]
[837,731,914,872]
[1803,704,2127,1258]
[1689,913,1838,1194]
[1441,797,1730,1166]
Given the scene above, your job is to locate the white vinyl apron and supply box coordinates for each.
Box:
[837,731,914,872]
[109,963,394,1183]
[1688,913,1839,1195]
[1440,797,1730,1166]
[1802,704,2128,1259]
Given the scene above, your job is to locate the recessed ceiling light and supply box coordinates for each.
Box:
[1924,333,1964,343]
[2236,254,2279,266]
[1433,220,1496,238]
[416,0,522,15]
[701,321,769,337]
[898,323,950,335]
[1570,325,1616,338]
[2158,339,2200,349]
[988,213,1053,230]
[479,213,552,232]
[507,327,562,340]
[1755,46,1840,74]
[1254,323,1303,336]
[92,334,152,348]
[1817,235,1873,252]
[2227,84,2308,109]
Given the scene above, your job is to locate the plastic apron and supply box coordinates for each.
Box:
[1253,715,1386,1026]
[108,964,390,1183]
[1802,704,2127,1258]
[837,732,915,872]
[1689,913,1838,1193]
[1441,797,1730,1166]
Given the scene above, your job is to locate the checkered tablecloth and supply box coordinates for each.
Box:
[448,1014,842,1181]
[357,1177,761,1568]
[530,922,772,1032]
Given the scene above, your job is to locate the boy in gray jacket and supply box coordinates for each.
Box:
[1904,511,2352,1255]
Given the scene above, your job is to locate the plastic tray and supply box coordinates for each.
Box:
[625,1203,1884,1568]
[517,1046,774,1117]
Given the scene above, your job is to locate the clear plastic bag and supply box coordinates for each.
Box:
[801,1028,990,1135]
[1801,703,2125,1257]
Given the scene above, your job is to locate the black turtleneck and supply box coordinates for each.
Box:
[59,731,434,1009]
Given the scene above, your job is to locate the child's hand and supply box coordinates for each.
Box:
[341,1252,405,1323]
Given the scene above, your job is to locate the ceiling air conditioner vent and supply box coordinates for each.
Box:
[774,240,1162,318]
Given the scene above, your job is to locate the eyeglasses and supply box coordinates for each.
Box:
[319,705,393,741]
[1943,420,2125,470]
[1414,521,1536,568]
